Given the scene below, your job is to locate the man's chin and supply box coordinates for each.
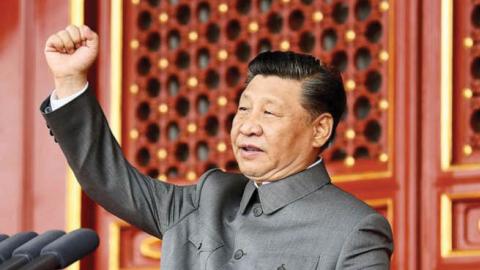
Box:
[237,164,271,181]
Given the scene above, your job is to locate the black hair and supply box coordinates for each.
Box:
[246,51,346,151]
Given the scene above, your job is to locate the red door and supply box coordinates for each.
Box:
[66,1,480,269]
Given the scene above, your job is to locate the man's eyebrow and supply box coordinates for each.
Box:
[241,92,285,107]
[262,96,285,107]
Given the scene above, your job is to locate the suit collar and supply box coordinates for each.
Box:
[238,180,257,215]
[238,161,331,215]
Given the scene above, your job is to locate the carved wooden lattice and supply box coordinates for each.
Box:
[122,0,393,184]
[118,1,393,266]
[452,0,480,165]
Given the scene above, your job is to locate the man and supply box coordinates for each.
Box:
[42,25,393,269]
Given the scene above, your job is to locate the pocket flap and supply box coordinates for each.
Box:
[188,233,223,252]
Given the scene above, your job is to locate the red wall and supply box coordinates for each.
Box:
[0,0,69,234]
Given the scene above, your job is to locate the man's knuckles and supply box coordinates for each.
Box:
[48,36,67,53]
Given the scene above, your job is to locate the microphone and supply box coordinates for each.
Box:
[0,232,37,264]
[18,229,99,270]
[0,230,64,270]
[0,235,8,242]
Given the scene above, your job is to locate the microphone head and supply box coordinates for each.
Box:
[12,230,65,261]
[0,232,38,262]
[40,228,99,268]
[0,234,8,242]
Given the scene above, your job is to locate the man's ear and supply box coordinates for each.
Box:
[312,113,333,148]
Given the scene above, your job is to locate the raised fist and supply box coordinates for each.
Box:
[44,25,98,98]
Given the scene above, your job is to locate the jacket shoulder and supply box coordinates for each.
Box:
[322,184,378,217]
[195,169,248,204]
[300,183,387,233]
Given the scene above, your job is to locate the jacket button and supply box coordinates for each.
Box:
[49,130,54,136]
[44,106,52,113]
[233,249,245,260]
[253,205,263,217]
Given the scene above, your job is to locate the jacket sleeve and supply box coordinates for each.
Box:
[41,88,199,239]
[334,213,394,270]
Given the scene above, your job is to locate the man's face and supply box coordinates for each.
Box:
[230,75,320,182]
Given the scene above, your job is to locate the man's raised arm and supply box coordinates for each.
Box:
[42,25,200,238]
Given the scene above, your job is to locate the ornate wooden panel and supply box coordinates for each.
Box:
[441,193,480,256]
[451,0,480,166]
[421,0,480,269]
[111,0,399,269]
[80,0,419,269]
[121,0,394,182]
[440,0,480,260]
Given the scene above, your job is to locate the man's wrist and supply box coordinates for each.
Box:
[50,82,89,111]
[54,74,87,99]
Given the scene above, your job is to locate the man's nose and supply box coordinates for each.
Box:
[239,115,263,136]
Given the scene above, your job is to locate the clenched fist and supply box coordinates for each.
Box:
[45,25,98,98]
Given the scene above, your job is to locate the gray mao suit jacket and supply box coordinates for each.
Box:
[41,88,393,270]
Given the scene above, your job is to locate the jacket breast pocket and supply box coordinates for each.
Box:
[254,253,319,270]
[187,233,224,270]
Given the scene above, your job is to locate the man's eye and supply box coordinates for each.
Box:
[264,110,275,115]
[238,107,248,111]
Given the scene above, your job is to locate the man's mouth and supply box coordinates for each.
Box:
[239,144,263,152]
